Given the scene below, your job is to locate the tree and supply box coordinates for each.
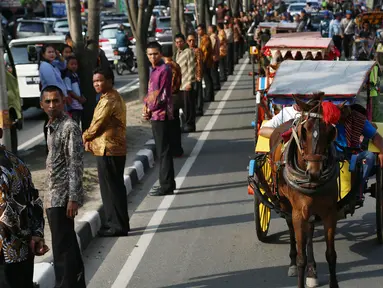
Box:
[171,0,181,44]
[179,0,186,36]
[66,0,100,130]
[125,0,155,100]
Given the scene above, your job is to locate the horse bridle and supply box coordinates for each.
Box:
[291,105,328,164]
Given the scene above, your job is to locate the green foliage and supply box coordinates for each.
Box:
[20,0,41,7]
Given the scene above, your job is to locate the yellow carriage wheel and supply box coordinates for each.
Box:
[254,159,272,242]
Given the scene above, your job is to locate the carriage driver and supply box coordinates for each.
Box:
[259,101,383,202]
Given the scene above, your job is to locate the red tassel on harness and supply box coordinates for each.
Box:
[322,102,341,125]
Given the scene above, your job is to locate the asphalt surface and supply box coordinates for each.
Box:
[79,60,383,288]
[17,73,138,150]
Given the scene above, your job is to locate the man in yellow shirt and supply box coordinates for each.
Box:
[83,68,130,237]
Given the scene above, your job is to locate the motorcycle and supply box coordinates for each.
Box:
[113,47,137,75]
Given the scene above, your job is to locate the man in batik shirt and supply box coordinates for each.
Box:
[163,45,184,157]
[0,128,46,288]
[187,33,204,116]
[197,24,215,102]
[175,33,196,133]
[143,41,176,196]
[40,85,86,288]
[83,69,130,238]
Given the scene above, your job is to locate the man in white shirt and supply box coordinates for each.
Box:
[259,105,300,138]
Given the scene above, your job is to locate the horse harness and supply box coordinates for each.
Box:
[270,105,339,195]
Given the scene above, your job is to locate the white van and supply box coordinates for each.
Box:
[7,35,66,109]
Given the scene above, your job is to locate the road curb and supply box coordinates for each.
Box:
[33,139,156,288]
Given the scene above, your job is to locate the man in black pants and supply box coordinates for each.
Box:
[83,69,130,237]
[41,85,85,288]
[143,41,176,196]
[175,33,197,132]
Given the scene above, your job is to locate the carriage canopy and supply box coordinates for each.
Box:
[264,35,334,60]
[267,60,378,104]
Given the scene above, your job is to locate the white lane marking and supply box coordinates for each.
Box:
[17,133,45,151]
[17,79,139,152]
[111,62,248,288]
[117,78,139,93]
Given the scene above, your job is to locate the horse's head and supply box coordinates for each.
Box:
[292,92,339,181]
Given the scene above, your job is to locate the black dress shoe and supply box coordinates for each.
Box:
[98,228,128,237]
[196,110,203,117]
[149,186,174,196]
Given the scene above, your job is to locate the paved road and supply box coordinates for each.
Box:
[17,73,138,151]
[79,60,383,288]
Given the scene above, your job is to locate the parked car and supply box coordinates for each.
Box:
[7,35,67,109]
[51,18,87,35]
[16,19,54,39]
[154,16,173,45]
[287,2,307,16]
[99,23,136,64]
[100,15,129,27]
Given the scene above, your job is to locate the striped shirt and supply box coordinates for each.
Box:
[175,47,196,90]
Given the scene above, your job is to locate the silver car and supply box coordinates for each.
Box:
[155,16,173,45]
[16,19,53,39]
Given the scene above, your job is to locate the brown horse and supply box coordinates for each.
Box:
[270,93,340,288]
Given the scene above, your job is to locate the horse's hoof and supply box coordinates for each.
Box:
[288,265,297,277]
[306,277,319,288]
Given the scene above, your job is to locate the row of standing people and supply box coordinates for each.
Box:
[143,20,247,196]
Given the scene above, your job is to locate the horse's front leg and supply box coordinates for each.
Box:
[306,220,319,288]
[323,210,339,288]
[292,212,307,288]
[286,217,298,277]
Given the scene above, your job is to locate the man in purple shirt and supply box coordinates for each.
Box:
[143,42,176,196]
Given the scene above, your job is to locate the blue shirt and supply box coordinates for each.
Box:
[329,19,342,38]
[336,120,377,151]
[39,61,68,97]
[64,71,83,111]
[115,30,127,48]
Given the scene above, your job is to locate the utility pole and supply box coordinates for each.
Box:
[0,22,12,150]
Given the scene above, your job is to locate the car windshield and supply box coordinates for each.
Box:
[101,27,133,39]
[289,4,306,11]
[54,21,68,29]
[19,22,45,33]
[101,28,118,39]
[157,18,171,28]
[11,43,64,65]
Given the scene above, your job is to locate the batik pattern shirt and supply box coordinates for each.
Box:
[45,113,84,209]
[165,60,182,95]
[83,89,127,156]
[218,30,227,57]
[145,60,174,121]
[199,34,214,68]
[193,47,204,81]
[0,147,44,263]
[175,47,196,90]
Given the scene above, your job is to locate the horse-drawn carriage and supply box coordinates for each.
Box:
[247,60,383,287]
[250,33,338,133]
